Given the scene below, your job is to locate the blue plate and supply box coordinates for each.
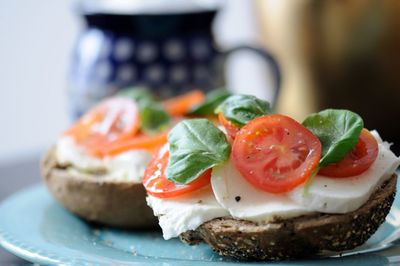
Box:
[0,184,400,266]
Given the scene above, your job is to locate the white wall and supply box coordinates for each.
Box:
[0,1,78,160]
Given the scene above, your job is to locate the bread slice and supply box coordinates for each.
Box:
[41,148,158,229]
[180,174,397,260]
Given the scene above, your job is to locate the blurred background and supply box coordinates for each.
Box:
[2,0,400,162]
[1,0,400,263]
[2,0,400,165]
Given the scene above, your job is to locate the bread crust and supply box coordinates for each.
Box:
[41,148,158,229]
[180,175,397,260]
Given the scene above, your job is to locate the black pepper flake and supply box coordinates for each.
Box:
[197,200,203,204]
[235,196,241,202]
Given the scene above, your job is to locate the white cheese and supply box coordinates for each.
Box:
[146,186,229,240]
[211,160,313,223]
[56,137,105,171]
[289,131,400,213]
[106,150,152,182]
[56,137,152,182]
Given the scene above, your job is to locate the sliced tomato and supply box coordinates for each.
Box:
[99,131,168,156]
[65,97,140,156]
[98,116,185,156]
[318,129,378,177]
[218,112,240,141]
[143,144,211,198]
[163,90,205,116]
[232,114,321,193]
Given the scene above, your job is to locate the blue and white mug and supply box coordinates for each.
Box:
[69,1,280,118]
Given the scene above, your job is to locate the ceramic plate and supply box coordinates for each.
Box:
[1,184,400,266]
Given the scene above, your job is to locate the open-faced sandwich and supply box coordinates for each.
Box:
[144,94,400,260]
[41,88,222,228]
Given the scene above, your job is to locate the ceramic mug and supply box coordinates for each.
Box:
[68,8,280,118]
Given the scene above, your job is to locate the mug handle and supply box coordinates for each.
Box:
[222,45,281,108]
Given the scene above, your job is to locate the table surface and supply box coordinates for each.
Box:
[0,154,42,265]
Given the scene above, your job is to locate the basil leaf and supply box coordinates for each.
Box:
[118,87,171,134]
[166,119,231,184]
[215,95,272,126]
[190,88,231,115]
[118,87,154,103]
[140,102,171,134]
[302,109,363,167]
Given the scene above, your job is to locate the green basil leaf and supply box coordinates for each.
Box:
[118,87,171,134]
[166,119,231,184]
[140,102,171,134]
[302,109,364,167]
[190,88,231,115]
[118,87,154,103]
[215,95,272,126]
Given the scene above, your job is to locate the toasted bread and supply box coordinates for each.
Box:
[180,175,397,260]
[41,148,157,229]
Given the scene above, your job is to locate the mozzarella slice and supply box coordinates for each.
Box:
[146,186,229,240]
[211,161,313,223]
[56,137,105,171]
[105,150,152,182]
[56,136,152,182]
[289,131,400,213]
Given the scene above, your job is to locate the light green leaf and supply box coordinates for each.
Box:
[190,88,231,116]
[118,87,154,103]
[215,95,272,126]
[302,109,363,167]
[140,103,171,134]
[118,87,171,134]
[166,119,231,184]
